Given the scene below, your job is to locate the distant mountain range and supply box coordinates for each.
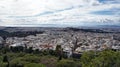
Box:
[0,25,120,33]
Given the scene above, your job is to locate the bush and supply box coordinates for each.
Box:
[57,59,77,67]
[3,55,8,62]
[25,63,45,67]
[0,62,8,67]
[0,56,3,62]
[10,57,27,67]
[81,50,120,67]
[22,54,41,63]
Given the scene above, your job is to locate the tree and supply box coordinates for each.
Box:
[81,50,120,67]
[55,45,63,61]
[3,55,10,67]
[26,47,33,53]
[3,55,8,62]
[33,49,40,54]
[94,50,120,67]
[10,46,24,52]
[80,51,96,67]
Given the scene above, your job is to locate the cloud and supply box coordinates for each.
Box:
[98,0,120,4]
[0,0,120,27]
[91,8,120,15]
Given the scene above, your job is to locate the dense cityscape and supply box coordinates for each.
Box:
[1,27,120,52]
[0,0,120,67]
[0,27,120,67]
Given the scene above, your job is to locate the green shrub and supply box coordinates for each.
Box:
[22,54,41,63]
[0,56,3,62]
[25,63,45,67]
[81,50,120,67]
[10,57,27,67]
[0,62,8,67]
[57,59,77,67]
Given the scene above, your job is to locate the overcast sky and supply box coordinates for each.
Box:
[0,0,120,27]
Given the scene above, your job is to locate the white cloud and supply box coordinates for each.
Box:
[0,0,120,27]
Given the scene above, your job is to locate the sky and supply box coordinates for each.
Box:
[0,0,120,27]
